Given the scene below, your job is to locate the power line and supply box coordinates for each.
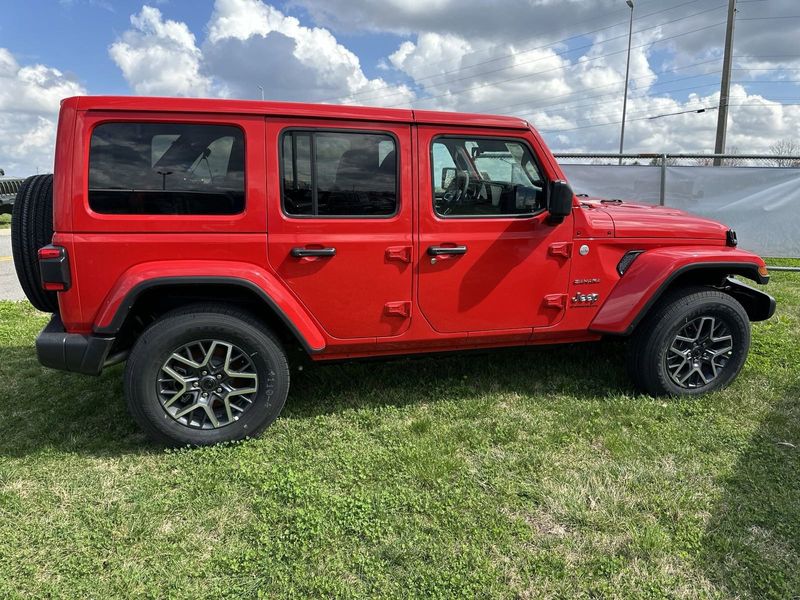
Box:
[648,106,716,119]
[332,3,727,105]
[483,66,723,116]
[534,91,800,131]
[397,0,713,86]
[389,21,727,109]
[533,97,720,128]
[479,53,800,116]
[738,15,800,20]
[540,103,800,134]
[508,81,723,121]
[368,0,688,78]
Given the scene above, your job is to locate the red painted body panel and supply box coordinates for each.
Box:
[46,96,770,363]
[264,118,414,340]
[91,255,326,351]
[415,125,572,333]
[590,246,767,334]
[583,199,731,239]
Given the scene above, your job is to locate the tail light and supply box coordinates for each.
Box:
[38,245,71,292]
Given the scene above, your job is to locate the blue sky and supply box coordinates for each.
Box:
[2,0,404,95]
[1,0,799,174]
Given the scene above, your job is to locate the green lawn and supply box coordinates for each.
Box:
[0,272,798,599]
[0,214,10,229]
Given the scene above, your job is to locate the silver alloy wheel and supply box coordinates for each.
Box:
[157,339,259,429]
[666,316,734,389]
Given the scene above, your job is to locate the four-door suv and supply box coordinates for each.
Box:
[12,96,775,446]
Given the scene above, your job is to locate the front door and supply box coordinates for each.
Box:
[266,119,413,339]
[416,126,572,334]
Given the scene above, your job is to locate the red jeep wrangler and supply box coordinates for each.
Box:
[12,96,775,446]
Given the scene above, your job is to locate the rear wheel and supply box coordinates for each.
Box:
[125,304,290,446]
[627,286,750,396]
[11,174,57,312]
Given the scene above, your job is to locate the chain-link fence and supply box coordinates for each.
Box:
[553,153,800,259]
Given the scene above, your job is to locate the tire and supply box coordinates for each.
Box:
[626,286,750,396]
[125,304,290,446]
[11,174,58,313]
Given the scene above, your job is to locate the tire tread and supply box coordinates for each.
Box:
[11,174,57,312]
[626,286,750,396]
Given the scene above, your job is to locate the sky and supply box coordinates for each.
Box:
[1,0,799,175]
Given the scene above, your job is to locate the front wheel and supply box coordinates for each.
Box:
[125,304,290,446]
[627,287,751,396]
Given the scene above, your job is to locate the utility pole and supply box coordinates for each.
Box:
[618,0,634,165]
[258,85,264,101]
[713,0,737,166]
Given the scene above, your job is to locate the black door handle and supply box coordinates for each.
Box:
[427,245,467,256]
[291,247,336,258]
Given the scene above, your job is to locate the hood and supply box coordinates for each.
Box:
[580,197,730,240]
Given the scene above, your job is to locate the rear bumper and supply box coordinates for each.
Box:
[36,314,116,375]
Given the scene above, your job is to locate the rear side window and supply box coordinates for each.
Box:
[281,130,397,217]
[89,122,245,215]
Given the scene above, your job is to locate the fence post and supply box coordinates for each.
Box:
[659,153,667,206]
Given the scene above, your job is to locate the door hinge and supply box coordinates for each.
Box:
[384,301,411,318]
[543,294,567,309]
[548,242,573,259]
[385,246,412,263]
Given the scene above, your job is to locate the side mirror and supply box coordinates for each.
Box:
[547,180,573,224]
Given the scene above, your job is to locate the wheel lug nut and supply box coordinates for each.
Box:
[216,387,222,393]
[216,374,222,379]
[202,371,207,376]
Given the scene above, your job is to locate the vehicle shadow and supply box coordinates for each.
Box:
[698,380,800,597]
[0,339,631,457]
[0,346,154,458]
[282,338,630,420]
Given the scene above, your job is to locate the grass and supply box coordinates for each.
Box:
[0,214,10,229]
[0,270,798,599]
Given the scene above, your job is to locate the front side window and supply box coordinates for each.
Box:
[89,122,245,215]
[282,130,397,217]
[431,137,545,217]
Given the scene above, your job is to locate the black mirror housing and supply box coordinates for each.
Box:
[547,180,574,224]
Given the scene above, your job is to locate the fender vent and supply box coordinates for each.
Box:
[617,250,644,276]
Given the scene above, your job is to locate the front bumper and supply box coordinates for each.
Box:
[36,314,117,375]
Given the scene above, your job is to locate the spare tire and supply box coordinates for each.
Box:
[11,174,58,313]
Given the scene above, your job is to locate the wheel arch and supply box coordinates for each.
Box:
[94,271,326,355]
[591,253,773,336]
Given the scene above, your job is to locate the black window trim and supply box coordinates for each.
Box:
[279,127,401,220]
[430,134,549,220]
[87,119,248,217]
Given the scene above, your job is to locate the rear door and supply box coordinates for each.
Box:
[416,126,573,334]
[266,119,413,340]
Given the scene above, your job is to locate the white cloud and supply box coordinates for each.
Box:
[0,48,85,176]
[109,6,213,97]
[108,1,414,105]
[288,0,800,153]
